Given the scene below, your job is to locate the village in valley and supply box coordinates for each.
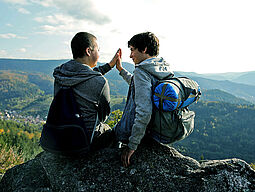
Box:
[0,110,46,126]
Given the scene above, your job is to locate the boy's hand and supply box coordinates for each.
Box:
[121,146,135,167]
[116,48,123,72]
[109,48,121,68]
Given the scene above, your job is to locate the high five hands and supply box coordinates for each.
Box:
[109,48,123,72]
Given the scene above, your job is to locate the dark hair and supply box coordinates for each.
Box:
[128,32,159,56]
[71,32,96,59]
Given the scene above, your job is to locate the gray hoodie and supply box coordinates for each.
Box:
[53,60,112,135]
[116,57,174,150]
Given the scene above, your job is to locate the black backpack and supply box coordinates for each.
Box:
[40,87,97,156]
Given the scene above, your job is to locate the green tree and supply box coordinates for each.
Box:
[250,163,255,171]
[106,110,123,128]
[0,144,24,174]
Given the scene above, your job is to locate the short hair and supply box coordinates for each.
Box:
[71,32,96,59]
[128,32,159,56]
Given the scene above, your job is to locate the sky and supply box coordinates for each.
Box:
[0,0,255,73]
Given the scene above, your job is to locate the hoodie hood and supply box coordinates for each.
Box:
[136,57,174,79]
[53,60,101,87]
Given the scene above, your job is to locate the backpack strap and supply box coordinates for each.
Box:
[90,113,98,144]
[162,73,175,80]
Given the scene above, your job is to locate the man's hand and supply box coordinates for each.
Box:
[121,147,135,167]
[109,48,121,68]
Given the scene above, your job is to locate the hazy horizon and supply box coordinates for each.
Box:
[0,57,255,75]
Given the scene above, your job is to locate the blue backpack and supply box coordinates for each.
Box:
[149,76,201,144]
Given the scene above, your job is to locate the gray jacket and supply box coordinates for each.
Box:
[53,60,112,135]
[117,57,174,150]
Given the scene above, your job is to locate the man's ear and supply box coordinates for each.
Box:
[85,47,91,56]
[142,47,147,54]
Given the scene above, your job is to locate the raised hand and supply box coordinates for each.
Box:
[116,48,123,72]
[109,48,121,68]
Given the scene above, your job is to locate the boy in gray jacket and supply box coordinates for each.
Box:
[114,32,174,167]
[53,32,120,151]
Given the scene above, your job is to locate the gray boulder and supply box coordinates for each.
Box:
[1,139,254,192]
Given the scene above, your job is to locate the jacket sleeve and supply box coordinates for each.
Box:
[128,68,153,150]
[97,79,111,122]
[93,63,112,75]
[119,68,133,85]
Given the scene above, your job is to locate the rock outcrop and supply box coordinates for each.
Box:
[1,139,255,192]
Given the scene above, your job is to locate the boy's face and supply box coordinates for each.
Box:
[129,46,147,65]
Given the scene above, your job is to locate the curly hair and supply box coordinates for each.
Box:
[128,32,159,56]
[71,32,96,59]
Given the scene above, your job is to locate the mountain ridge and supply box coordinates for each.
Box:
[1,58,254,101]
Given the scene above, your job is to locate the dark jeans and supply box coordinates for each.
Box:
[90,123,115,152]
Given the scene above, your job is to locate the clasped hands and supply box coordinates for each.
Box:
[109,48,123,72]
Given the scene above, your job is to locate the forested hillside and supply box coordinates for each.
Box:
[174,101,255,163]
[201,89,252,104]
[0,70,53,118]
[0,58,67,75]
[189,76,255,103]
[177,70,255,86]
[0,118,42,161]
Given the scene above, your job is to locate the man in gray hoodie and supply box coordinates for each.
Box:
[114,32,174,167]
[53,32,120,151]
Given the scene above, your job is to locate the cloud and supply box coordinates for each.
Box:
[18,48,26,52]
[0,50,8,56]
[37,24,75,35]
[0,33,27,39]
[55,0,111,25]
[33,0,111,25]
[0,33,17,39]
[39,25,59,35]
[6,24,13,27]
[18,7,30,14]
[34,13,98,36]
[34,14,69,25]
[35,14,78,35]
[4,0,111,25]
[30,0,52,7]
[2,0,28,5]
